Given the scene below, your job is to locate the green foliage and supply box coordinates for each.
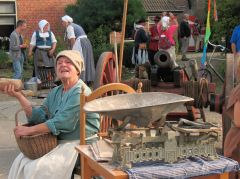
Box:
[65,0,146,37]
[88,26,112,64]
[65,0,146,65]
[0,50,11,69]
[211,0,240,47]
[55,36,67,54]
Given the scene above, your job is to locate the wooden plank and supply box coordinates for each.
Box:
[192,172,229,179]
[76,145,128,179]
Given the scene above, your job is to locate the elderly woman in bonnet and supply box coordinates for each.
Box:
[61,15,95,84]
[28,19,57,78]
[5,50,100,179]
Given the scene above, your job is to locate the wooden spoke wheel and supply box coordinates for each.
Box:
[93,52,117,90]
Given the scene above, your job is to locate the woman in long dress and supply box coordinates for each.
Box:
[61,15,95,84]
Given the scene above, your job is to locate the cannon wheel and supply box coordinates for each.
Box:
[93,52,117,90]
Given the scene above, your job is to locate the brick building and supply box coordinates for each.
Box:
[0,0,76,41]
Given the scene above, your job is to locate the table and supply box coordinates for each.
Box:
[76,145,237,179]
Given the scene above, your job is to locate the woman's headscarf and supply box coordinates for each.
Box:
[38,19,49,33]
[161,16,170,31]
[61,15,73,23]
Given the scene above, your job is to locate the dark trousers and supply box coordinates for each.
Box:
[148,49,158,65]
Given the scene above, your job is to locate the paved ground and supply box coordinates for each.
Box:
[0,93,44,179]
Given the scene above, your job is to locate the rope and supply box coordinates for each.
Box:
[183,78,210,108]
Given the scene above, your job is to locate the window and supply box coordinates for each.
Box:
[0,2,15,14]
[0,1,16,50]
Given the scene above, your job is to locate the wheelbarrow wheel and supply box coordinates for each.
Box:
[93,52,117,90]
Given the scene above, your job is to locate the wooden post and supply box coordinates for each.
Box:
[118,0,128,81]
[222,53,234,152]
[80,86,86,145]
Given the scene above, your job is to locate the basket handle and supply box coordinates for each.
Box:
[15,105,50,127]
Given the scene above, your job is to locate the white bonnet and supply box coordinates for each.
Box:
[161,16,170,29]
[61,15,73,23]
[38,19,49,33]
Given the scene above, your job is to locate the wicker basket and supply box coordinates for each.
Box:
[15,106,57,160]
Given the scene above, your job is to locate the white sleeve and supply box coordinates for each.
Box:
[30,32,36,46]
[66,25,76,39]
[51,32,57,43]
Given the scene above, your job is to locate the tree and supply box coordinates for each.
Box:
[65,0,146,36]
[211,0,240,47]
[65,0,146,62]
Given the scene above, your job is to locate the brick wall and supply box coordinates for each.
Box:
[16,0,76,40]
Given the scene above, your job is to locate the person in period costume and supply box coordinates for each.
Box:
[61,15,95,83]
[148,16,160,65]
[180,14,191,61]
[157,13,179,70]
[5,50,100,179]
[28,20,57,79]
[132,18,149,66]
[192,18,201,52]
[9,20,27,79]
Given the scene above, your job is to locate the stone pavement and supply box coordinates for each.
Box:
[0,96,43,179]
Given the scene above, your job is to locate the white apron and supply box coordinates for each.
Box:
[8,140,79,179]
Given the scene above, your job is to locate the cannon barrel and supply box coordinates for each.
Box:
[154,50,174,69]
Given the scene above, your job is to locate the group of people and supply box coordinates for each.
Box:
[6,15,98,179]
[133,12,202,70]
[9,15,95,84]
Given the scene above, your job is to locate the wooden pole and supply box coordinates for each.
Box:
[118,0,128,81]
[222,53,234,152]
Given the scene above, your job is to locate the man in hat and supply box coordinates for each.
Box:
[149,16,160,65]
[132,18,150,79]
[133,18,149,65]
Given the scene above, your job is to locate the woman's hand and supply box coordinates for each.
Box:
[4,84,23,99]
[14,126,33,138]
[48,49,55,57]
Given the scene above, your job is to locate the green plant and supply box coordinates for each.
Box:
[211,0,240,47]
[65,0,146,38]
[55,36,67,54]
[0,50,11,69]
[88,26,112,64]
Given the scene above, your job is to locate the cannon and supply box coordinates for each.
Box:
[151,50,188,88]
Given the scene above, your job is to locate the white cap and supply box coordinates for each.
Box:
[61,15,73,23]
[38,19,49,33]
[161,16,170,29]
